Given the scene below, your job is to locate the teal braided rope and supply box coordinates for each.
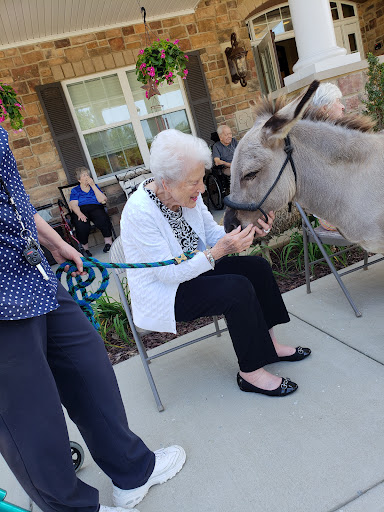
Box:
[56,252,197,330]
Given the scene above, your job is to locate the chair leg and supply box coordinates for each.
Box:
[363,250,368,270]
[113,272,164,411]
[302,219,311,294]
[296,203,362,318]
[213,315,221,337]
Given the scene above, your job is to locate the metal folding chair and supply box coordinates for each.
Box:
[296,202,384,317]
[109,236,227,411]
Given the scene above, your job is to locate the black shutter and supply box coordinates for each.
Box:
[36,82,88,184]
[184,51,217,145]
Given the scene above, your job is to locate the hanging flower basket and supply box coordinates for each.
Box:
[0,82,24,131]
[136,39,189,96]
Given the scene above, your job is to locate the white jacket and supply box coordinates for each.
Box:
[120,182,225,333]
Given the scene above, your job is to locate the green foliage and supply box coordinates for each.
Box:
[136,39,189,87]
[363,52,384,131]
[93,280,133,347]
[0,82,24,130]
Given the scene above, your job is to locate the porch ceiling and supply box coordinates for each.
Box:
[0,0,198,50]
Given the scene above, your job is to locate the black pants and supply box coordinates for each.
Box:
[0,283,155,512]
[175,255,290,372]
[72,204,112,245]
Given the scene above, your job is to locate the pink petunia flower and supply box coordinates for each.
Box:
[183,69,188,75]
[139,49,144,55]
[174,39,179,44]
[184,55,189,60]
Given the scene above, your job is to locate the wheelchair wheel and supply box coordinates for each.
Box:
[70,441,85,472]
[207,174,224,210]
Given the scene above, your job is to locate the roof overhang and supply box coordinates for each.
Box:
[0,0,199,50]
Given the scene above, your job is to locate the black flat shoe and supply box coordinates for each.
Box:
[237,373,298,397]
[278,346,311,362]
[84,249,93,257]
[103,243,111,253]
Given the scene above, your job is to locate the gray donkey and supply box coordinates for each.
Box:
[224,81,384,253]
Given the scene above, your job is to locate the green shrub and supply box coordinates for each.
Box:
[363,52,384,131]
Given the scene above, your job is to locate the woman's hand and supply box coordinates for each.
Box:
[86,176,95,187]
[50,241,86,277]
[210,223,257,260]
[78,213,88,222]
[254,211,275,237]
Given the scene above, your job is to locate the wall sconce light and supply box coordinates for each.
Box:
[225,32,248,87]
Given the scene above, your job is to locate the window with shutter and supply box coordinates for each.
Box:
[183,51,217,145]
[36,82,88,184]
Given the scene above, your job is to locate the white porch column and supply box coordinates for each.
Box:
[284,0,360,86]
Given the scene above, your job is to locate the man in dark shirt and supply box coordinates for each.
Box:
[212,125,238,176]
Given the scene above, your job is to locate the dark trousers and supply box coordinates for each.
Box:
[72,204,112,245]
[175,255,290,372]
[0,283,155,512]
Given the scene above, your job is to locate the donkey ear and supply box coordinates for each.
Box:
[261,80,320,144]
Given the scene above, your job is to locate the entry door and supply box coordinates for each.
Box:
[253,30,283,95]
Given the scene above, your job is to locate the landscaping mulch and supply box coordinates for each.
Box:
[105,246,369,365]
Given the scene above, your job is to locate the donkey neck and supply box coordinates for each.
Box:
[290,121,381,220]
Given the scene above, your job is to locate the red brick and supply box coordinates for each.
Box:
[22,51,44,64]
[109,37,125,51]
[12,138,30,149]
[54,38,71,48]
[38,171,59,186]
[11,65,39,81]
[122,26,134,36]
[105,28,122,38]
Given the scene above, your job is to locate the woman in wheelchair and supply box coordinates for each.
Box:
[121,129,311,398]
[69,167,113,256]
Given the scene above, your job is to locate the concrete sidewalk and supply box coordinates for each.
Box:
[2,254,384,512]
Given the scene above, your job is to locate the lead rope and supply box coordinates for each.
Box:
[56,252,197,330]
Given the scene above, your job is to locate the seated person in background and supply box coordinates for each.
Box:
[212,125,238,176]
[310,82,345,231]
[69,166,113,255]
[121,129,311,399]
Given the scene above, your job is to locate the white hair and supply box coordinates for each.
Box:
[217,125,230,136]
[149,129,212,183]
[312,82,342,108]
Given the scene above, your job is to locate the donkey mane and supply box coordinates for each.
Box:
[255,94,376,133]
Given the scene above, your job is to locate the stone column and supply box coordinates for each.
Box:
[284,0,360,86]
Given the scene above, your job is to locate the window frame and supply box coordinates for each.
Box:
[62,65,196,183]
[247,1,362,50]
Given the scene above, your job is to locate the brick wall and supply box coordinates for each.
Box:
[0,0,261,228]
[358,0,384,55]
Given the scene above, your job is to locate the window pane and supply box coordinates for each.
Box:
[280,5,291,18]
[83,123,143,177]
[348,33,358,52]
[141,110,191,148]
[272,21,285,36]
[253,23,268,38]
[266,8,280,23]
[68,75,130,130]
[342,3,355,18]
[283,19,293,32]
[126,70,184,116]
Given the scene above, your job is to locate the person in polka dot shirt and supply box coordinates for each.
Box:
[0,126,185,512]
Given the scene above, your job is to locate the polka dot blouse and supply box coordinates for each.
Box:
[0,127,58,320]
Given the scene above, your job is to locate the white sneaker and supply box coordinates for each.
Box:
[112,445,186,509]
[100,505,139,512]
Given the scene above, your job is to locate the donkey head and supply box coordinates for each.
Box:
[224,81,320,232]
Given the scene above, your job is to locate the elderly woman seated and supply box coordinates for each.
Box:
[121,130,311,397]
[69,167,113,256]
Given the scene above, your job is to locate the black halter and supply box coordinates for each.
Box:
[223,135,297,223]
